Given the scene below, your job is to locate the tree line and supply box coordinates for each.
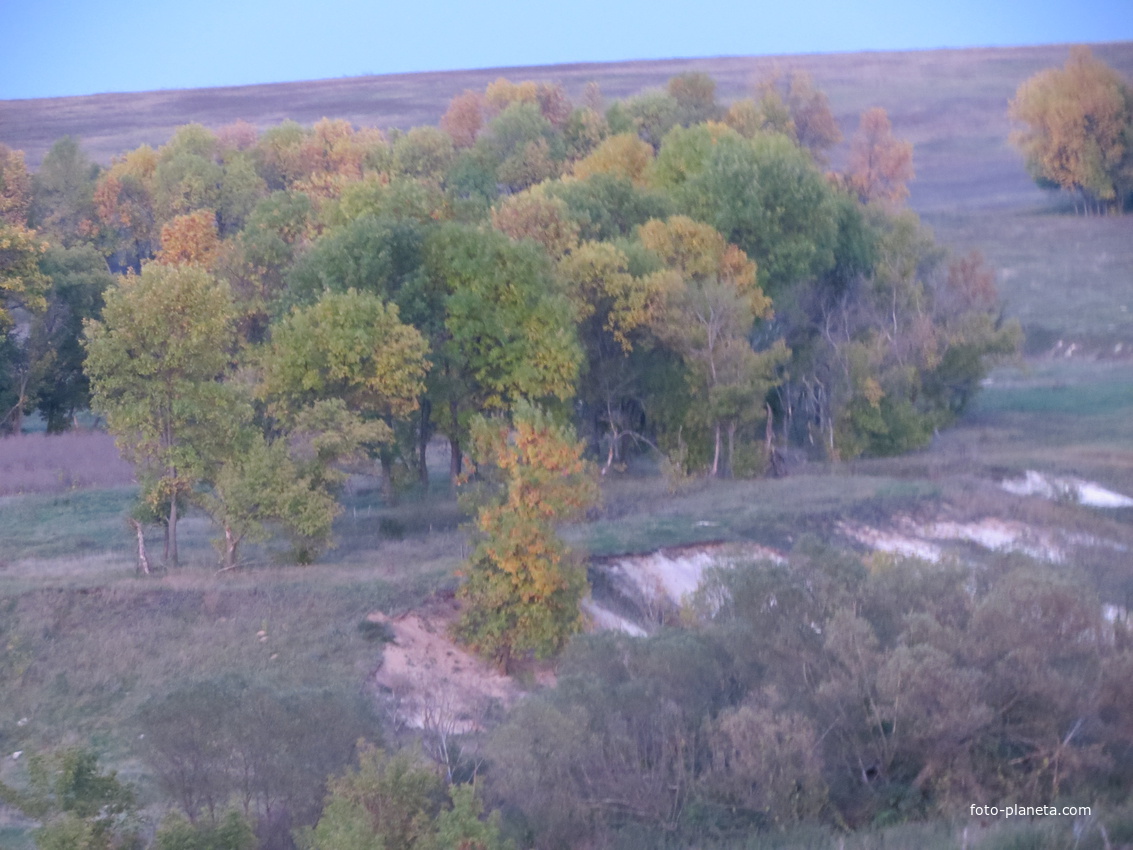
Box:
[1,68,1021,481]
[0,66,1029,664]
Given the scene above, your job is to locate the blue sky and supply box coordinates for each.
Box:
[3,0,1130,100]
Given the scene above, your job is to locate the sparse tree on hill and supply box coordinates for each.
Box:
[1010,46,1133,213]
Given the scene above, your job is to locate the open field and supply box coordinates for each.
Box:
[0,432,135,497]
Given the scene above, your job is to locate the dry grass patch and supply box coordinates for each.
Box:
[0,432,134,496]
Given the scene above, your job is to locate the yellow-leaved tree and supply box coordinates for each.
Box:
[1010,46,1133,214]
[455,401,598,672]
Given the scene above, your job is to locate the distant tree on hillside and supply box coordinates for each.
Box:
[1010,46,1133,214]
[0,144,32,226]
[847,107,914,208]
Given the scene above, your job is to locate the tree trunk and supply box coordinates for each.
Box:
[417,398,432,487]
[449,436,462,484]
[603,431,617,476]
[711,423,721,477]
[448,398,463,485]
[725,422,736,478]
[223,524,239,570]
[129,519,151,575]
[167,489,179,567]
[765,402,785,478]
[380,450,396,505]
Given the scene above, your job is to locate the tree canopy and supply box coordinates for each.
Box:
[1010,46,1133,213]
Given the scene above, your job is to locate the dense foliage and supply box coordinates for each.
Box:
[484,548,1133,847]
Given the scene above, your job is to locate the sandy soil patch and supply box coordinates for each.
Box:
[841,515,1074,563]
[581,598,647,636]
[837,522,945,562]
[370,602,521,732]
[602,541,786,609]
[1001,470,1133,508]
[915,517,1065,562]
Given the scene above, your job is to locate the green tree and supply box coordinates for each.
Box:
[667,71,721,126]
[258,288,429,497]
[84,264,237,565]
[616,89,680,149]
[283,215,428,314]
[29,136,101,246]
[308,745,443,850]
[476,102,565,193]
[544,172,673,243]
[216,151,267,235]
[658,129,840,298]
[27,244,114,432]
[456,402,598,671]
[1010,46,1133,213]
[259,289,428,430]
[556,239,667,471]
[423,224,582,478]
[392,127,457,182]
[425,785,511,850]
[153,811,256,850]
[199,425,341,568]
[0,221,49,432]
[0,749,139,850]
[640,216,787,476]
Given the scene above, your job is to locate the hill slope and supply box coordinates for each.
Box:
[3,42,1132,214]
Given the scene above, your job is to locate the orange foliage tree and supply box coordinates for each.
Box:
[156,209,220,268]
[0,145,32,226]
[455,401,598,671]
[570,132,654,187]
[440,90,485,148]
[93,145,160,264]
[1010,46,1133,214]
[847,107,914,208]
[490,190,580,259]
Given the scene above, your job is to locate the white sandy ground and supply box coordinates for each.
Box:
[580,598,647,637]
[839,516,1069,563]
[370,607,522,732]
[604,541,786,609]
[1001,470,1133,508]
[371,542,790,725]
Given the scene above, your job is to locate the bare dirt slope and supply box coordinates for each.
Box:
[3,44,1132,212]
